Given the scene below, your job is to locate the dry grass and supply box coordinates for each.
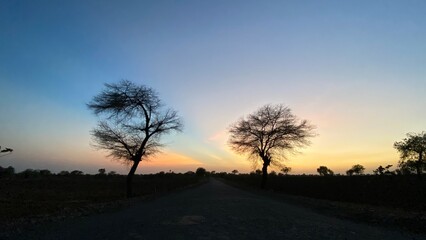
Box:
[0,173,201,222]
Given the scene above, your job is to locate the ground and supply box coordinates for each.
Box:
[4,178,425,240]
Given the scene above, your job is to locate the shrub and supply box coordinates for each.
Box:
[0,166,15,177]
[195,167,207,177]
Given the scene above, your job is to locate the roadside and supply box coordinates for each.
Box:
[0,176,208,237]
[6,177,425,240]
[217,177,426,234]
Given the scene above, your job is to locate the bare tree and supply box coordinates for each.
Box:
[88,80,183,197]
[394,132,426,176]
[228,104,315,189]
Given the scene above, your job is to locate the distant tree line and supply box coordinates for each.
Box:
[1,160,423,179]
[0,166,212,179]
[219,172,426,212]
[3,79,426,197]
[312,131,426,177]
[0,167,119,178]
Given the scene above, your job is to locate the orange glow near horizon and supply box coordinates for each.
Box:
[147,151,202,166]
[170,119,404,175]
[4,110,403,176]
[1,0,426,178]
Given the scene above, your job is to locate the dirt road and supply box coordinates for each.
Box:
[8,178,425,239]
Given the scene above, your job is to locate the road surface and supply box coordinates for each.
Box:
[9,178,425,239]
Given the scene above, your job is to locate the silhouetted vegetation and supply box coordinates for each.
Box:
[97,168,106,175]
[317,166,334,176]
[394,132,426,176]
[195,167,207,177]
[0,166,15,177]
[280,165,292,175]
[346,164,365,176]
[58,170,70,176]
[220,173,426,211]
[88,80,183,197]
[396,160,423,175]
[228,104,315,189]
[70,170,84,176]
[373,165,393,175]
[0,168,203,222]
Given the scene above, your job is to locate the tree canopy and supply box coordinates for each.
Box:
[281,165,292,175]
[317,166,334,176]
[88,80,182,197]
[373,165,393,175]
[394,132,426,175]
[228,104,315,188]
[346,164,365,176]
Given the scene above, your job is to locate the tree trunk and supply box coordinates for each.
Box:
[127,160,140,198]
[261,162,268,189]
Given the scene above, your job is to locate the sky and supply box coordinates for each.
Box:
[1,0,425,174]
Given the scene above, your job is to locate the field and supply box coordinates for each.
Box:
[0,173,202,223]
[220,174,426,211]
[2,171,426,235]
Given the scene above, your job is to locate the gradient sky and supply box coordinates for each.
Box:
[1,0,425,174]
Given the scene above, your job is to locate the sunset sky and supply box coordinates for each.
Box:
[1,1,425,174]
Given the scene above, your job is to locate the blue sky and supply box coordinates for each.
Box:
[1,0,425,174]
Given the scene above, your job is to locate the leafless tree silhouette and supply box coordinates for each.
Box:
[228,104,315,189]
[88,80,183,197]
